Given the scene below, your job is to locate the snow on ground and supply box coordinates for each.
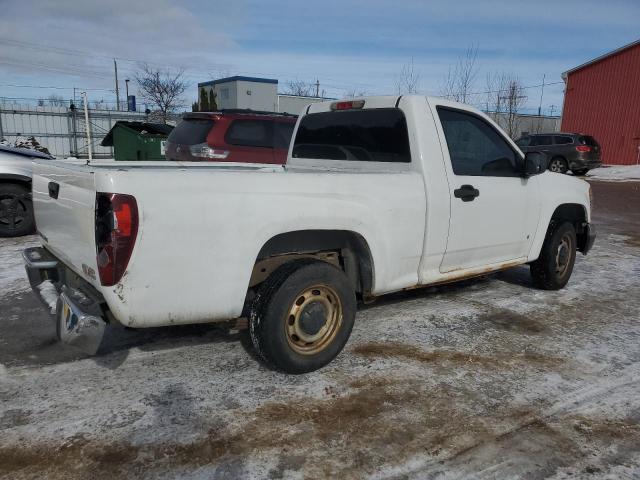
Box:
[0,183,639,479]
[587,164,640,181]
[0,235,40,293]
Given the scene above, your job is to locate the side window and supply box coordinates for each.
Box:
[225,120,272,148]
[273,122,295,149]
[516,136,531,147]
[530,135,553,146]
[554,136,573,145]
[437,107,520,177]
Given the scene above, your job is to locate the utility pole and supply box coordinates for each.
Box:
[114,58,120,111]
[125,79,130,111]
[315,79,320,98]
[549,104,556,117]
[538,73,546,116]
[81,92,92,163]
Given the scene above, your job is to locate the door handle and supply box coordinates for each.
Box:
[454,184,479,202]
[48,182,60,199]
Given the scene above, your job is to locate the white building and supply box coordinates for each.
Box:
[197,76,332,115]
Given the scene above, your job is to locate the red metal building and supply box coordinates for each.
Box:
[561,39,640,165]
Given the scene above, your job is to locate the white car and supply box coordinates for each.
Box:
[24,95,595,373]
[0,145,52,237]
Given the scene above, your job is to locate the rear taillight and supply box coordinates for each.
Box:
[189,143,229,160]
[95,193,138,287]
[576,145,592,152]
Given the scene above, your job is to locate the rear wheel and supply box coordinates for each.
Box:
[249,259,356,374]
[0,183,35,237]
[548,157,568,174]
[572,168,589,176]
[530,222,577,290]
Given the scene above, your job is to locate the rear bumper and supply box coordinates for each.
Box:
[23,246,107,354]
[581,223,596,255]
[569,157,602,171]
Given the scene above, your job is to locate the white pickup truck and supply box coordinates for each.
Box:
[24,96,595,373]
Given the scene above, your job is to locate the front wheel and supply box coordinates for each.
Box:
[530,222,577,290]
[548,157,568,174]
[249,259,356,374]
[0,183,35,237]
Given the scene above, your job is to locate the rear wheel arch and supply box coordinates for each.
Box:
[252,229,374,297]
[0,174,32,187]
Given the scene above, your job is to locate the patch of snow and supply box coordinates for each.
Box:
[587,164,640,181]
[0,236,40,295]
[0,135,51,156]
[36,280,58,314]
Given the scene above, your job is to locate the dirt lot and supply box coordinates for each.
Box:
[1,181,639,479]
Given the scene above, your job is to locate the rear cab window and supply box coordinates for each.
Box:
[168,118,214,145]
[292,108,411,163]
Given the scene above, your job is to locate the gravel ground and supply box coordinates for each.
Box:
[1,181,639,480]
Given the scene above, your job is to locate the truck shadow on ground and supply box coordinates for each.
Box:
[2,267,537,371]
[0,290,259,370]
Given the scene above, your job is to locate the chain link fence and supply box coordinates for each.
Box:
[0,100,155,158]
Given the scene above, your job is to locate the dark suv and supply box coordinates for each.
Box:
[165,110,297,164]
[515,133,601,175]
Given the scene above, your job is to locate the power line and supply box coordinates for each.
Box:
[0,83,113,91]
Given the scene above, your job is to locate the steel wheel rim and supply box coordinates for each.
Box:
[0,195,27,229]
[285,285,343,355]
[555,234,573,276]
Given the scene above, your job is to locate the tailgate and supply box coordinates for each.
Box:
[32,160,99,285]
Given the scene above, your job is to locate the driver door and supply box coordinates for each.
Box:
[435,107,540,273]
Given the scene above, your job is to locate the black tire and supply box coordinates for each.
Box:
[0,183,35,237]
[249,259,356,374]
[572,168,589,176]
[530,222,577,290]
[548,157,568,174]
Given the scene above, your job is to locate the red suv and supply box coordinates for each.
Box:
[165,110,297,164]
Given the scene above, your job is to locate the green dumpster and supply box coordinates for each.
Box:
[101,121,174,161]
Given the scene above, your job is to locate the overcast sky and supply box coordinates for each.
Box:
[1,0,638,114]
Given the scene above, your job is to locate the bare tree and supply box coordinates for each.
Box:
[47,94,67,107]
[344,88,368,98]
[485,73,527,138]
[284,80,314,97]
[395,57,420,94]
[135,64,187,123]
[440,45,479,103]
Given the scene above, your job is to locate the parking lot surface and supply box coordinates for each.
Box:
[1,181,639,479]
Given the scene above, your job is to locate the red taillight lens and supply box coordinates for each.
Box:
[576,145,592,152]
[95,193,138,287]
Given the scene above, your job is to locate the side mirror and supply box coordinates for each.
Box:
[523,151,547,177]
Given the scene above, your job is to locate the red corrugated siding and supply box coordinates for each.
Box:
[561,43,640,165]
